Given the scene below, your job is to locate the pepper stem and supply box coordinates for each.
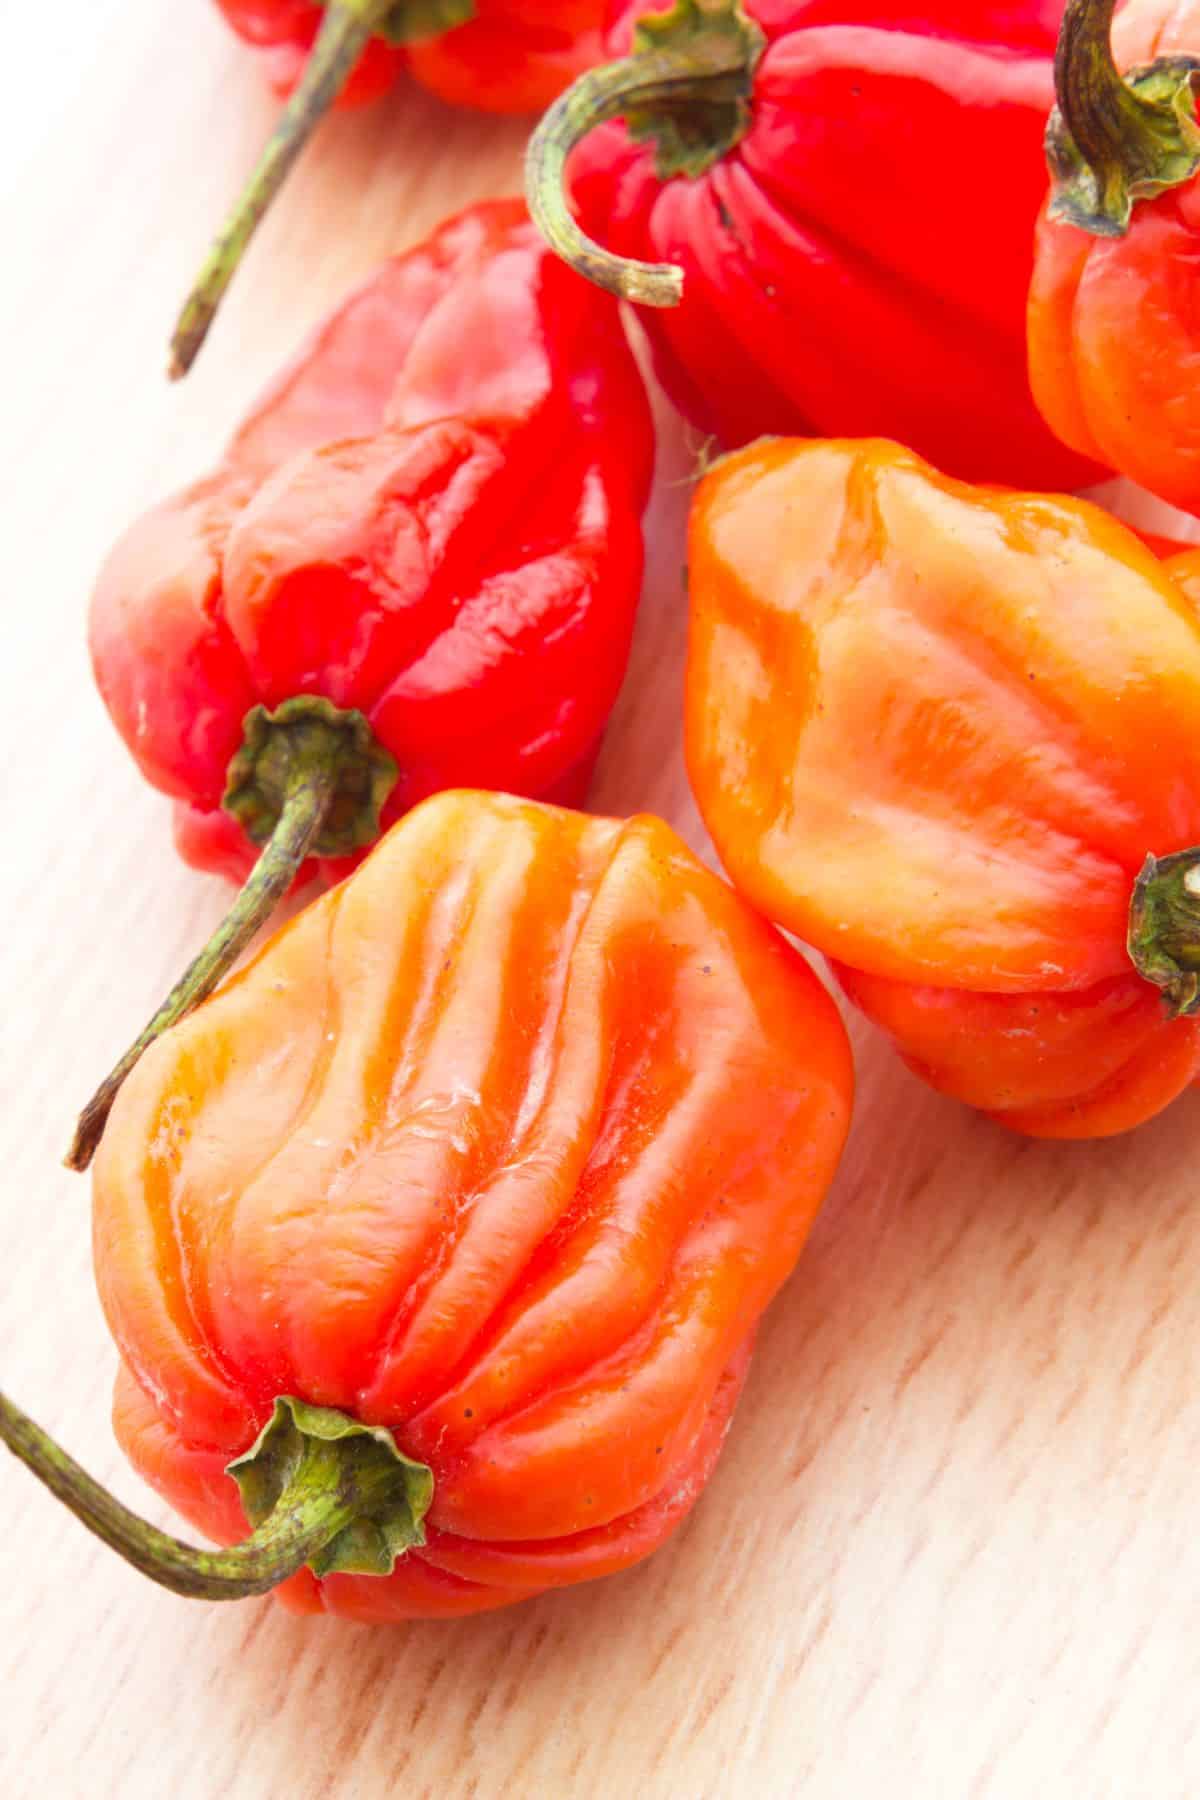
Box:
[1047,0,1200,234]
[65,779,332,1171]
[169,0,391,378]
[525,0,765,307]
[0,1392,432,1602]
[66,697,397,1172]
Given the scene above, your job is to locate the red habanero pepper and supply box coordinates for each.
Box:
[176,0,606,374]
[5,792,854,1620]
[67,201,654,1171]
[525,0,1102,490]
[1027,0,1200,513]
[685,437,1200,1140]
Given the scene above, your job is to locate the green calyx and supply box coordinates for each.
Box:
[330,0,474,44]
[229,1398,433,1581]
[625,0,766,181]
[1128,851,1200,1016]
[526,0,765,307]
[224,697,397,859]
[1048,0,1200,235]
[0,1388,432,1603]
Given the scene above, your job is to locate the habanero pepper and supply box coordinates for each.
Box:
[6,792,854,1620]
[67,200,654,1171]
[175,1,607,374]
[525,0,1101,490]
[1027,0,1200,513]
[684,436,1200,1140]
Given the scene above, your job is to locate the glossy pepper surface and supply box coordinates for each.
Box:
[70,201,653,1169]
[1028,0,1200,512]
[685,436,1200,1139]
[6,792,854,1619]
[526,0,1099,489]
[174,2,607,372]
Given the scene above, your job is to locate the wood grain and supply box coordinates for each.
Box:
[3,4,1200,1795]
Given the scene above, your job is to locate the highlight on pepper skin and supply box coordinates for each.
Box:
[8,791,854,1619]
[683,434,1200,1140]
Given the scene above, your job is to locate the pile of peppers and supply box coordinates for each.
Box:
[6,0,1200,1626]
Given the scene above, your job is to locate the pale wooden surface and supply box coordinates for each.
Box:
[3,3,1200,1795]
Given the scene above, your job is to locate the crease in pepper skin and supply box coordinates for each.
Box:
[1028,0,1200,515]
[69,202,655,1169]
[684,436,1200,1140]
[526,0,1103,490]
[49,790,857,1620]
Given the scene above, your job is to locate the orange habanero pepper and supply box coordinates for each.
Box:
[685,437,1200,1140]
[1,791,852,1620]
[1028,0,1200,512]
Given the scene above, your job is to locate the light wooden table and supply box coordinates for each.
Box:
[3,4,1199,1795]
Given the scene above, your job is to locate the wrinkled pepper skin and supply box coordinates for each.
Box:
[96,791,854,1620]
[566,0,1100,489]
[214,0,606,113]
[90,202,654,891]
[1028,0,1200,513]
[685,437,1200,1139]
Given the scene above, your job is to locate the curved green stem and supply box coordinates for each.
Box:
[526,60,690,308]
[1048,0,1200,234]
[525,0,764,307]
[66,773,334,1172]
[2,1394,348,1599]
[1055,0,1133,166]
[0,1392,432,1602]
[169,0,391,378]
